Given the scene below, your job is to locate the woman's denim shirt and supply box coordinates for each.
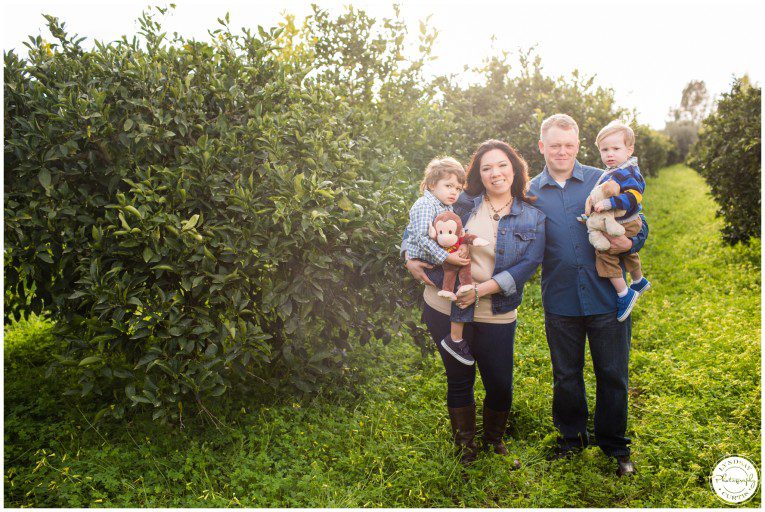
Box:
[422,192,546,315]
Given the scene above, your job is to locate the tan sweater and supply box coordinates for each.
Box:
[424,199,518,324]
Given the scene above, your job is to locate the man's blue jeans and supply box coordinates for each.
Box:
[544,311,631,457]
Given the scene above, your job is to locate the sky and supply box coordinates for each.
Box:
[3,0,762,129]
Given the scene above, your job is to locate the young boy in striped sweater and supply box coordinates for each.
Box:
[593,121,652,322]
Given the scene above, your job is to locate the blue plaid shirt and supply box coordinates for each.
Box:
[402,190,451,264]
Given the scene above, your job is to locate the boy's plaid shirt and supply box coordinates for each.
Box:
[402,189,451,264]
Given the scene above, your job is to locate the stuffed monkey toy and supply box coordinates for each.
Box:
[428,211,489,300]
[582,180,627,251]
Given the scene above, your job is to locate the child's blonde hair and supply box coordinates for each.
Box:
[596,120,635,147]
[419,157,466,193]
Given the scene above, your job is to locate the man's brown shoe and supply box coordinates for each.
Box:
[616,455,636,477]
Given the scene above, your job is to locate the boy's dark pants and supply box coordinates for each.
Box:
[544,310,631,457]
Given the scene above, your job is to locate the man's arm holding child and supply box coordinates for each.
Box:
[605,213,648,255]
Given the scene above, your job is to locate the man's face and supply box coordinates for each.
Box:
[538,126,580,174]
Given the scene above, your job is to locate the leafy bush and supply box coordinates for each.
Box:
[633,124,672,177]
[432,52,674,175]
[663,119,699,164]
[687,77,761,244]
[4,12,420,421]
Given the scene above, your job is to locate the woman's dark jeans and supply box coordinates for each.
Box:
[422,303,516,411]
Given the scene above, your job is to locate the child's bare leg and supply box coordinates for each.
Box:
[630,268,643,281]
[609,277,628,294]
[450,321,464,341]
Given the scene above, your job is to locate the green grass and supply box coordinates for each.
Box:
[4,166,761,507]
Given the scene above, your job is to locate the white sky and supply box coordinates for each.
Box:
[3,0,763,128]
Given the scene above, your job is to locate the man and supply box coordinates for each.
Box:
[530,114,646,476]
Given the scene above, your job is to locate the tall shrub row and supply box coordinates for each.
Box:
[687,78,761,244]
[433,53,671,176]
[4,13,418,421]
[5,7,680,422]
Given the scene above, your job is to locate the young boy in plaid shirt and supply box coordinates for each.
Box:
[402,157,476,365]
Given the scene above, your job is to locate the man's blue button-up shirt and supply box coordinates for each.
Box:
[529,160,648,316]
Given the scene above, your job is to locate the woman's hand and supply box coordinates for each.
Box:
[405,259,436,287]
[445,252,470,266]
[454,281,490,308]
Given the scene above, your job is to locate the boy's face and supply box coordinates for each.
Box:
[598,132,634,168]
[429,174,463,205]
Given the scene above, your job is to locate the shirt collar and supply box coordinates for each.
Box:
[539,159,584,187]
[423,189,448,208]
[607,156,639,171]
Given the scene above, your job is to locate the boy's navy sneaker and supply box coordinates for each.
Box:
[630,277,651,295]
[441,335,475,365]
[616,288,639,322]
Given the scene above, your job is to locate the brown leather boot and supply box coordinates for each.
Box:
[448,404,478,465]
[483,406,522,469]
[482,406,510,455]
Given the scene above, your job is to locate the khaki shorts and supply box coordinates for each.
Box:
[595,217,643,278]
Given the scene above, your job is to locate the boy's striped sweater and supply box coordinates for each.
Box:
[597,156,645,223]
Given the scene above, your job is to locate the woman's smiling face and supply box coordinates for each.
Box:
[479,148,514,196]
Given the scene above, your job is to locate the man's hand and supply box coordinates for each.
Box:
[405,259,436,287]
[445,252,470,266]
[604,234,633,254]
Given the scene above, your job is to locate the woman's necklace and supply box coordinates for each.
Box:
[485,194,513,221]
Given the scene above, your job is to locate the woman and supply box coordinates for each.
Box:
[405,140,545,465]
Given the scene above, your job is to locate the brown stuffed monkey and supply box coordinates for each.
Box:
[428,211,489,300]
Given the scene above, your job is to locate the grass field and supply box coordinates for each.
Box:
[4,165,761,507]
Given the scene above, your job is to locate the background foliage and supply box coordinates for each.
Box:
[5,166,760,507]
[4,5,682,421]
[686,77,761,245]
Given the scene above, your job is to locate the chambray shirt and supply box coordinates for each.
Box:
[529,160,648,316]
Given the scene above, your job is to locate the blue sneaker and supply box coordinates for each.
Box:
[440,335,475,365]
[630,277,651,295]
[616,288,639,322]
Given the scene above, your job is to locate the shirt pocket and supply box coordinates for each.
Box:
[513,231,536,259]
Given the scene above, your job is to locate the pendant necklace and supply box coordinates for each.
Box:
[485,194,513,221]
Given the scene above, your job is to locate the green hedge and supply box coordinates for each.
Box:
[4,13,419,421]
[687,78,761,244]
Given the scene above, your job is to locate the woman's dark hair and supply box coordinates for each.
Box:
[465,139,534,202]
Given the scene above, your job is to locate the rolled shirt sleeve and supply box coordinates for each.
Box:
[628,213,648,254]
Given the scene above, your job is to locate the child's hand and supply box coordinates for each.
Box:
[594,200,612,213]
[445,252,470,266]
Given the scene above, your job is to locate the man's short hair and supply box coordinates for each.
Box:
[596,120,636,147]
[540,114,579,139]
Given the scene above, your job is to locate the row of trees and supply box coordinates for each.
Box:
[5,6,680,422]
[686,77,761,245]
